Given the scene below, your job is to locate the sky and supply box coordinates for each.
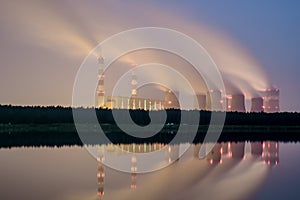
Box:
[0,0,299,111]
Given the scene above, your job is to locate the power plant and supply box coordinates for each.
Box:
[96,57,279,112]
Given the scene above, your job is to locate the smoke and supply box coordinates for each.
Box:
[0,0,270,104]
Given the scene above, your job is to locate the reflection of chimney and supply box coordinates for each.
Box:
[97,145,105,199]
[262,141,279,166]
[130,155,137,189]
[97,56,105,108]
[230,94,246,112]
[251,97,264,112]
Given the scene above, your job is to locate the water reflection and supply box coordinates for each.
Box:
[97,145,105,198]
[0,141,280,200]
[262,141,279,166]
[96,141,279,200]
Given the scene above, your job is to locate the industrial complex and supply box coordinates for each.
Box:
[96,56,280,113]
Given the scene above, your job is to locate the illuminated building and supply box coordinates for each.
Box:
[226,94,246,112]
[164,90,180,109]
[251,97,264,112]
[263,87,280,113]
[106,96,164,110]
[262,141,279,166]
[97,56,105,108]
[206,90,223,111]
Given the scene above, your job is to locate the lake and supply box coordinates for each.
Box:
[0,141,299,200]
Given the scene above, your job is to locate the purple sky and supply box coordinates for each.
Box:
[0,0,299,111]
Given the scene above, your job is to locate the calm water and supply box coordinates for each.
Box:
[0,141,299,200]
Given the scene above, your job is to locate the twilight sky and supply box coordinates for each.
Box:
[0,0,299,111]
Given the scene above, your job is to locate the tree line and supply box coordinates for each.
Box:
[0,105,299,126]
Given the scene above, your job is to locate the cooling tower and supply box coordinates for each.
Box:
[230,94,246,112]
[263,88,280,113]
[251,97,264,112]
[206,90,223,111]
[165,90,180,109]
[194,94,206,110]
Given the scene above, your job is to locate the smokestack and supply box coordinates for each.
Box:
[131,64,137,98]
[251,97,264,112]
[130,64,137,109]
[97,56,105,108]
[263,87,280,113]
[231,94,246,112]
